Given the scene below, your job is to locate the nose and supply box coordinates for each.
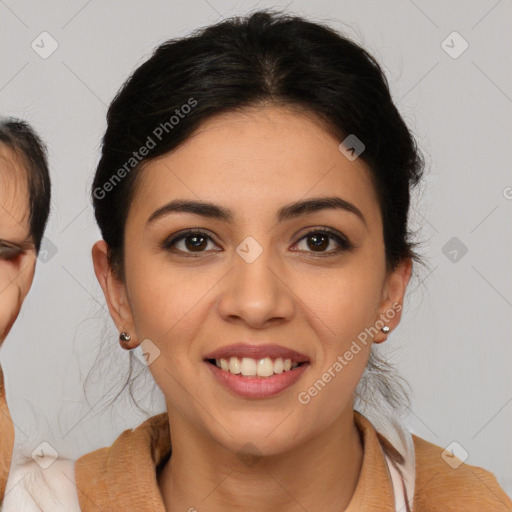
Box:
[217,240,294,329]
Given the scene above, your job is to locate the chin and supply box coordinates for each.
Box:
[207,414,306,458]
[225,435,300,461]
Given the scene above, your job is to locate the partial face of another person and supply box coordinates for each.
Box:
[0,145,36,344]
[95,105,411,457]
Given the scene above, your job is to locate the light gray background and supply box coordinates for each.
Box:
[1,0,511,498]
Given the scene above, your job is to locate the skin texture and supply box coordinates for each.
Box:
[93,105,412,512]
[0,145,36,345]
[0,144,37,503]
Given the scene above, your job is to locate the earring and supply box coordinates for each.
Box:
[119,332,133,351]
[374,324,390,344]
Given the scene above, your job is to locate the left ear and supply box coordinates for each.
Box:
[374,257,413,342]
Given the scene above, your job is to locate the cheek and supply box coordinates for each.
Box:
[124,260,215,421]
[0,272,23,342]
[292,266,381,415]
[296,263,383,348]
[0,253,36,343]
[124,255,214,352]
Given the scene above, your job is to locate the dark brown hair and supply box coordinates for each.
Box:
[92,9,425,279]
[0,117,51,252]
[88,9,428,417]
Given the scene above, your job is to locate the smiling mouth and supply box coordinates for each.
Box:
[206,357,308,378]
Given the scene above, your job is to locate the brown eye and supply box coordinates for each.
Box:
[162,227,353,258]
[182,234,209,252]
[306,232,330,251]
[293,229,353,255]
[163,229,219,256]
[0,241,23,261]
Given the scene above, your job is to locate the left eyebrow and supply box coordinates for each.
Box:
[146,196,367,228]
[0,234,33,250]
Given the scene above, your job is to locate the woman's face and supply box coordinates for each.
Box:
[0,145,36,344]
[95,105,411,455]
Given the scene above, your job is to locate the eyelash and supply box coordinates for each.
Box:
[0,240,24,261]
[162,228,353,258]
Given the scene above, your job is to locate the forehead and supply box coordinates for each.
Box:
[0,144,31,234]
[129,105,381,230]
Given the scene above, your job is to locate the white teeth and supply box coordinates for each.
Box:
[257,357,274,377]
[215,357,302,377]
[240,357,257,376]
[229,356,241,374]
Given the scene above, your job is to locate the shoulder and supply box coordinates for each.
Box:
[75,412,168,474]
[0,365,14,501]
[412,434,512,511]
[73,425,140,505]
[1,457,80,512]
[74,413,169,509]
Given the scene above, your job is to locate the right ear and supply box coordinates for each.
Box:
[91,240,137,346]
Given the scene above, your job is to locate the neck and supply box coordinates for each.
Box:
[158,405,364,512]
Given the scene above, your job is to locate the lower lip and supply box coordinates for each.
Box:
[205,361,310,399]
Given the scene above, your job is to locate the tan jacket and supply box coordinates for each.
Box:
[74,410,512,511]
[0,365,15,503]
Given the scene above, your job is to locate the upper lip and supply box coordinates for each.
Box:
[204,343,310,363]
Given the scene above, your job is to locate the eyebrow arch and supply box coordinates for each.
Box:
[146,196,367,228]
[0,234,34,250]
